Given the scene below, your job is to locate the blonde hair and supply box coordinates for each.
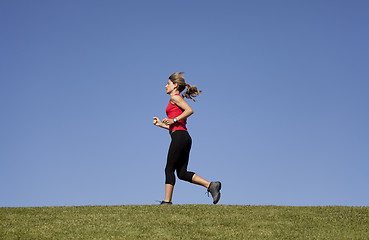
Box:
[169,72,202,102]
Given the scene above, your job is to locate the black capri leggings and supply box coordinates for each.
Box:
[165,130,195,185]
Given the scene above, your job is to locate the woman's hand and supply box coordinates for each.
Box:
[153,117,170,129]
[153,117,163,126]
[162,118,174,125]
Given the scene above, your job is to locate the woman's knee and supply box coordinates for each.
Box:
[177,171,185,181]
[165,174,176,185]
[177,171,194,182]
[165,167,176,185]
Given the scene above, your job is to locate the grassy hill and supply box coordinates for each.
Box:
[1,205,368,239]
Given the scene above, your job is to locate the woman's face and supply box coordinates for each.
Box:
[165,79,177,94]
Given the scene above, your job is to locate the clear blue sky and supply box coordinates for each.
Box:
[1,0,368,207]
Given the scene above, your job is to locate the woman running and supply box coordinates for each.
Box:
[153,72,221,205]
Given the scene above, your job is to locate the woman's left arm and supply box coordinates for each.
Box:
[162,95,193,125]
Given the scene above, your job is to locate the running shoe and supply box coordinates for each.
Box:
[207,181,221,204]
[160,201,173,205]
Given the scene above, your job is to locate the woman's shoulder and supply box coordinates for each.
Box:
[170,94,183,103]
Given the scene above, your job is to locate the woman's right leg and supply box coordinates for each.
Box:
[164,163,175,202]
[164,184,174,202]
[164,132,182,203]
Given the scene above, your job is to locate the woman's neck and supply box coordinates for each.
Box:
[170,90,180,97]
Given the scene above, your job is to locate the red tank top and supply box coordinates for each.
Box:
[166,94,187,133]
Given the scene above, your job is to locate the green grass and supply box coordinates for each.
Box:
[1,205,368,239]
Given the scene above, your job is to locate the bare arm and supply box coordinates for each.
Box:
[162,95,193,125]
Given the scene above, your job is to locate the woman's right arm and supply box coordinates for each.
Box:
[153,117,169,130]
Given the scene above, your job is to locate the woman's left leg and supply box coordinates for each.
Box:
[173,131,221,204]
[176,132,210,188]
[192,174,210,188]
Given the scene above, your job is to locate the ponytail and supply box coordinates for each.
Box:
[183,83,202,102]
